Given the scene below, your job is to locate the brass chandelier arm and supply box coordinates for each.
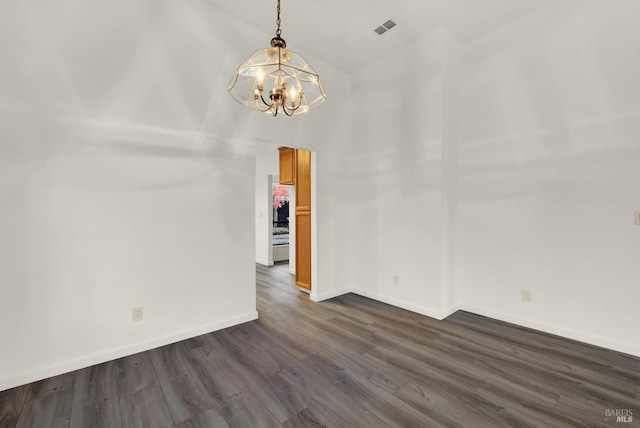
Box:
[282,104,298,116]
[282,95,303,115]
[259,93,271,107]
[253,93,275,114]
[254,101,274,114]
[255,99,279,116]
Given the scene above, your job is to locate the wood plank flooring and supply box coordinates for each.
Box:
[2,262,639,427]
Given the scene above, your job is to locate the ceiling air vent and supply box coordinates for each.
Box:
[374,19,396,35]
[383,20,396,30]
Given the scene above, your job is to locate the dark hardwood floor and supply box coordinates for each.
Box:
[2,262,639,427]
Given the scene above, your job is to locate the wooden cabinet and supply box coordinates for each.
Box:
[278,146,311,290]
[278,147,296,185]
[295,213,311,289]
[294,149,311,290]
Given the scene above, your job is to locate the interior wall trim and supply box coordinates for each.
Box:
[310,287,354,303]
[0,311,259,392]
[311,286,640,358]
[457,304,640,359]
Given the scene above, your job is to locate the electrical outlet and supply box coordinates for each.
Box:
[521,290,532,302]
[393,275,400,285]
[132,307,143,322]
[635,211,640,225]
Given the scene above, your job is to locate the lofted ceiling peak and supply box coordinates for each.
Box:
[204,0,559,73]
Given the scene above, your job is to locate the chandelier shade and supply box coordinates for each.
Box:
[227,0,326,116]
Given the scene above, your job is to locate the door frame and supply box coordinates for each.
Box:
[254,141,319,299]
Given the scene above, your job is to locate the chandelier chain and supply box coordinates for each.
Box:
[276,0,282,37]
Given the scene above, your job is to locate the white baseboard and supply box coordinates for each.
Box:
[439,305,460,320]
[0,311,259,392]
[305,285,640,358]
[351,288,452,320]
[310,287,352,302]
[309,286,456,321]
[256,259,274,267]
[457,304,640,358]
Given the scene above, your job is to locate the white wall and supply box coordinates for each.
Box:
[348,29,458,318]
[255,143,278,266]
[0,0,353,390]
[454,0,640,356]
[0,0,259,391]
[347,1,640,357]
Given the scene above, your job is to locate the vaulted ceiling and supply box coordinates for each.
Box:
[203,0,559,73]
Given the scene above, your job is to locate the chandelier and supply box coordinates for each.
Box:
[227,0,326,116]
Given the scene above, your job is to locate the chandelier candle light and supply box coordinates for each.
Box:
[227,0,326,116]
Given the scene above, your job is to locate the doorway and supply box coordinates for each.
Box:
[272,181,292,264]
[255,141,317,296]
